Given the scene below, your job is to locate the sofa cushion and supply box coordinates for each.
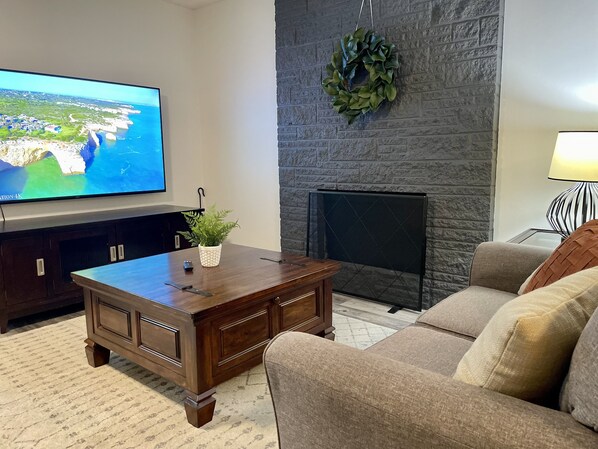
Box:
[416,286,516,338]
[522,219,598,294]
[453,267,598,401]
[366,325,473,377]
[560,309,598,431]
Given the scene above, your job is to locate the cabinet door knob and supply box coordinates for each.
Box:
[174,234,181,249]
[36,258,45,276]
[274,296,281,305]
[117,244,125,260]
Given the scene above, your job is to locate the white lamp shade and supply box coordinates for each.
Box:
[548,131,598,182]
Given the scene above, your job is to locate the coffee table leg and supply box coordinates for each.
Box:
[320,326,335,341]
[184,388,217,428]
[85,338,110,367]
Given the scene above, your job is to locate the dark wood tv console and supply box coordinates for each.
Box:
[0,204,199,334]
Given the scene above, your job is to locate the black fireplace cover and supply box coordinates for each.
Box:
[307,190,427,310]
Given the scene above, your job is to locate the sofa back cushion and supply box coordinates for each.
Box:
[522,219,598,294]
[453,267,598,402]
[560,308,598,431]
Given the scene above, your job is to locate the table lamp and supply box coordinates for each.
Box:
[546,131,598,237]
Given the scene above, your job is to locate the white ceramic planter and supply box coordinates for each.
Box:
[198,244,222,267]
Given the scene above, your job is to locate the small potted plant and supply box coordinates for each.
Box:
[178,206,239,267]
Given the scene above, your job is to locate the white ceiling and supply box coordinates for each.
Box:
[162,0,222,9]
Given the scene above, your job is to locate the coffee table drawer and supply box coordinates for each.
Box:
[276,283,324,333]
[210,302,274,377]
[97,299,132,340]
[139,315,182,363]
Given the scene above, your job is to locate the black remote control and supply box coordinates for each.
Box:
[183,260,194,271]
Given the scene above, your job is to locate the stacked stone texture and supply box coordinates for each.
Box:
[276,0,504,307]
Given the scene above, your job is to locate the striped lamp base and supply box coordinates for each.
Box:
[546,182,598,238]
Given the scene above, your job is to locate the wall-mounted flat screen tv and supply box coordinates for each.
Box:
[0,68,166,204]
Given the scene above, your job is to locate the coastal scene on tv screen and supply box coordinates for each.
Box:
[0,69,166,204]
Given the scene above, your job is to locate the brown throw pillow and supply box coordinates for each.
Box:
[522,219,598,294]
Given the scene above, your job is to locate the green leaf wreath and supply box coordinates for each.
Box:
[322,28,399,124]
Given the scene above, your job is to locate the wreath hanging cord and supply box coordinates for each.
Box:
[322,0,399,124]
[355,0,374,30]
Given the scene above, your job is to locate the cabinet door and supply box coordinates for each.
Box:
[47,226,116,295]
[164,212,194,252]
[1,236,48,306]
[116,217,165,261]
[0,256,5,332]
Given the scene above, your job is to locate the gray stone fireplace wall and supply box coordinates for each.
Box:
[275,0,504,308]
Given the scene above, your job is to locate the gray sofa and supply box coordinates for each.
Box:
[264,242,598,448]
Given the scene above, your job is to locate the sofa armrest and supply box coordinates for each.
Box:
[265,332,597,449]
[469,242,552,293]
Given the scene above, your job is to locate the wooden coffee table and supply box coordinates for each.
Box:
[71,244,339,427]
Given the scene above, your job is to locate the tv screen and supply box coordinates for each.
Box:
[0,68,166,204]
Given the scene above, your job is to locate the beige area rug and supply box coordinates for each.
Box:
[0,311,398,449]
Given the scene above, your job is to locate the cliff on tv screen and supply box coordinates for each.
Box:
[0,69,166,204]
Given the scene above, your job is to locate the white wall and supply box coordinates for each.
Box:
[194,0,280,251]
[495,0,598,241]
[6,0,595,250]
[0,0,201,218]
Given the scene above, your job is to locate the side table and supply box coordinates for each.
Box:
[507,228,562,250]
